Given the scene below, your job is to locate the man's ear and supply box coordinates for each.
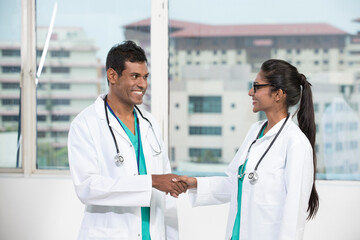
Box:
[107,68,118,84]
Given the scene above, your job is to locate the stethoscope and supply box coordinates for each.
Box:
[104,95,162,167]
[239,113,290,184]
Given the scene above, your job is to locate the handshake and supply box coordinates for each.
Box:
[152,174,197,198]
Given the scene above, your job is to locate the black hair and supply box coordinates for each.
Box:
[105,40,147,82]
[261,59,319,220]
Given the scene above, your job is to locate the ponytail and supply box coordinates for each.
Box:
[297,74,319,219]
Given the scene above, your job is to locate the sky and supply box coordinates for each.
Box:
[1,0,360,63]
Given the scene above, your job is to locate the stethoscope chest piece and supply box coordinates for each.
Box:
[114,153,124,167]
[248,171,259,184]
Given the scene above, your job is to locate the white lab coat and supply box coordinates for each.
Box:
[68,95,178,240]
[189,117,314,240]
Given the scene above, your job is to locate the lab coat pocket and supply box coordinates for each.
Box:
[253,170,286,205]
[88,227,128,239]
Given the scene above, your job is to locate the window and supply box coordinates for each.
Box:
[50,131,68,138]
[189,96,222,113]
[51,99,70,105]
[51,115,70,121]
[51,50,70,58]
[189,148,222,163]
[37,99,47,105]
[2,115,19,122]
[33,0,151,170]
[50,83,70,89]
[2,66,20,73]
[2,49,20,57]
[2,83,19,89]
[50,67,70,74]
[168,1,360,180]
[0,1,21,169]
[189,126,222,135]
[2,99,19,105]
[37,115,46,122]
[336,142,343,151]
[314,103,319,112]
[2,0,359,182]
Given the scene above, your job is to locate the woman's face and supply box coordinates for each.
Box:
[248,70,278,113]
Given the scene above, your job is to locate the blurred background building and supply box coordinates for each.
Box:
[124,18,360,175]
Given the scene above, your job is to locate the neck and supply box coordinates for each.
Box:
[106,93,134,120]
[264,110,288,133]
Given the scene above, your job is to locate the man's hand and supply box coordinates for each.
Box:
[152,174,188,198]
[172,175,197,189]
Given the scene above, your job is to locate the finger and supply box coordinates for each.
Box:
[180,181,188,192]
[177,175,188,183]
[171,181,182,195]
[176,181,187,193]
[170,192,178,198]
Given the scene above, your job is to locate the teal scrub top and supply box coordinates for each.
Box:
[231,124,267,240]
[109,108,151,240]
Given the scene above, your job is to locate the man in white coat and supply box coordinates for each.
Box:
[68,41,186,240]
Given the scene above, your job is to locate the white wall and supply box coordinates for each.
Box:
[0,176,359,240]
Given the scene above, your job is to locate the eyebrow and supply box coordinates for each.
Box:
[130,72,149,76]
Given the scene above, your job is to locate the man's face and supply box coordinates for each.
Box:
[109,61,149,107]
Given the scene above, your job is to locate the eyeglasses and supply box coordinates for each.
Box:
[252,83,274,93]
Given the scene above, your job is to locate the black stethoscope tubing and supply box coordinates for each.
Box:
[254,113,290,171]
[241,113,290,183]
[103,95,161,168]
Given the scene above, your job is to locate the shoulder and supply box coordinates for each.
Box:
[71,95,104,127]
[70,103,97,129]
[285,120,312,150]
[136,106,160,127]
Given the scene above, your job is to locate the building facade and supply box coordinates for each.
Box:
[123,18,360,175]
[0,27,102,168]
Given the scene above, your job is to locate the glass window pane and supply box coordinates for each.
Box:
[169,1,360,180]
[36,0,150,169]
[0,0,22,168]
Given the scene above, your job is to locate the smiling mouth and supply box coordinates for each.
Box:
[132,90,145,95]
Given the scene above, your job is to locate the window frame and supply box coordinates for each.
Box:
[0,0,168,175]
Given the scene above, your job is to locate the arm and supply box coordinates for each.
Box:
[279,142,314,240]
[175,175,234,207]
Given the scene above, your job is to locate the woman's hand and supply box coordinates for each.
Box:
[172,175,198,189]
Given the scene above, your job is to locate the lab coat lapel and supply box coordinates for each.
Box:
[94,95,132,145]
[260,115,290,139]
[136,107,152,173]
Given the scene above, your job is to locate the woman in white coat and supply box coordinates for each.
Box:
[175,59,319,240]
